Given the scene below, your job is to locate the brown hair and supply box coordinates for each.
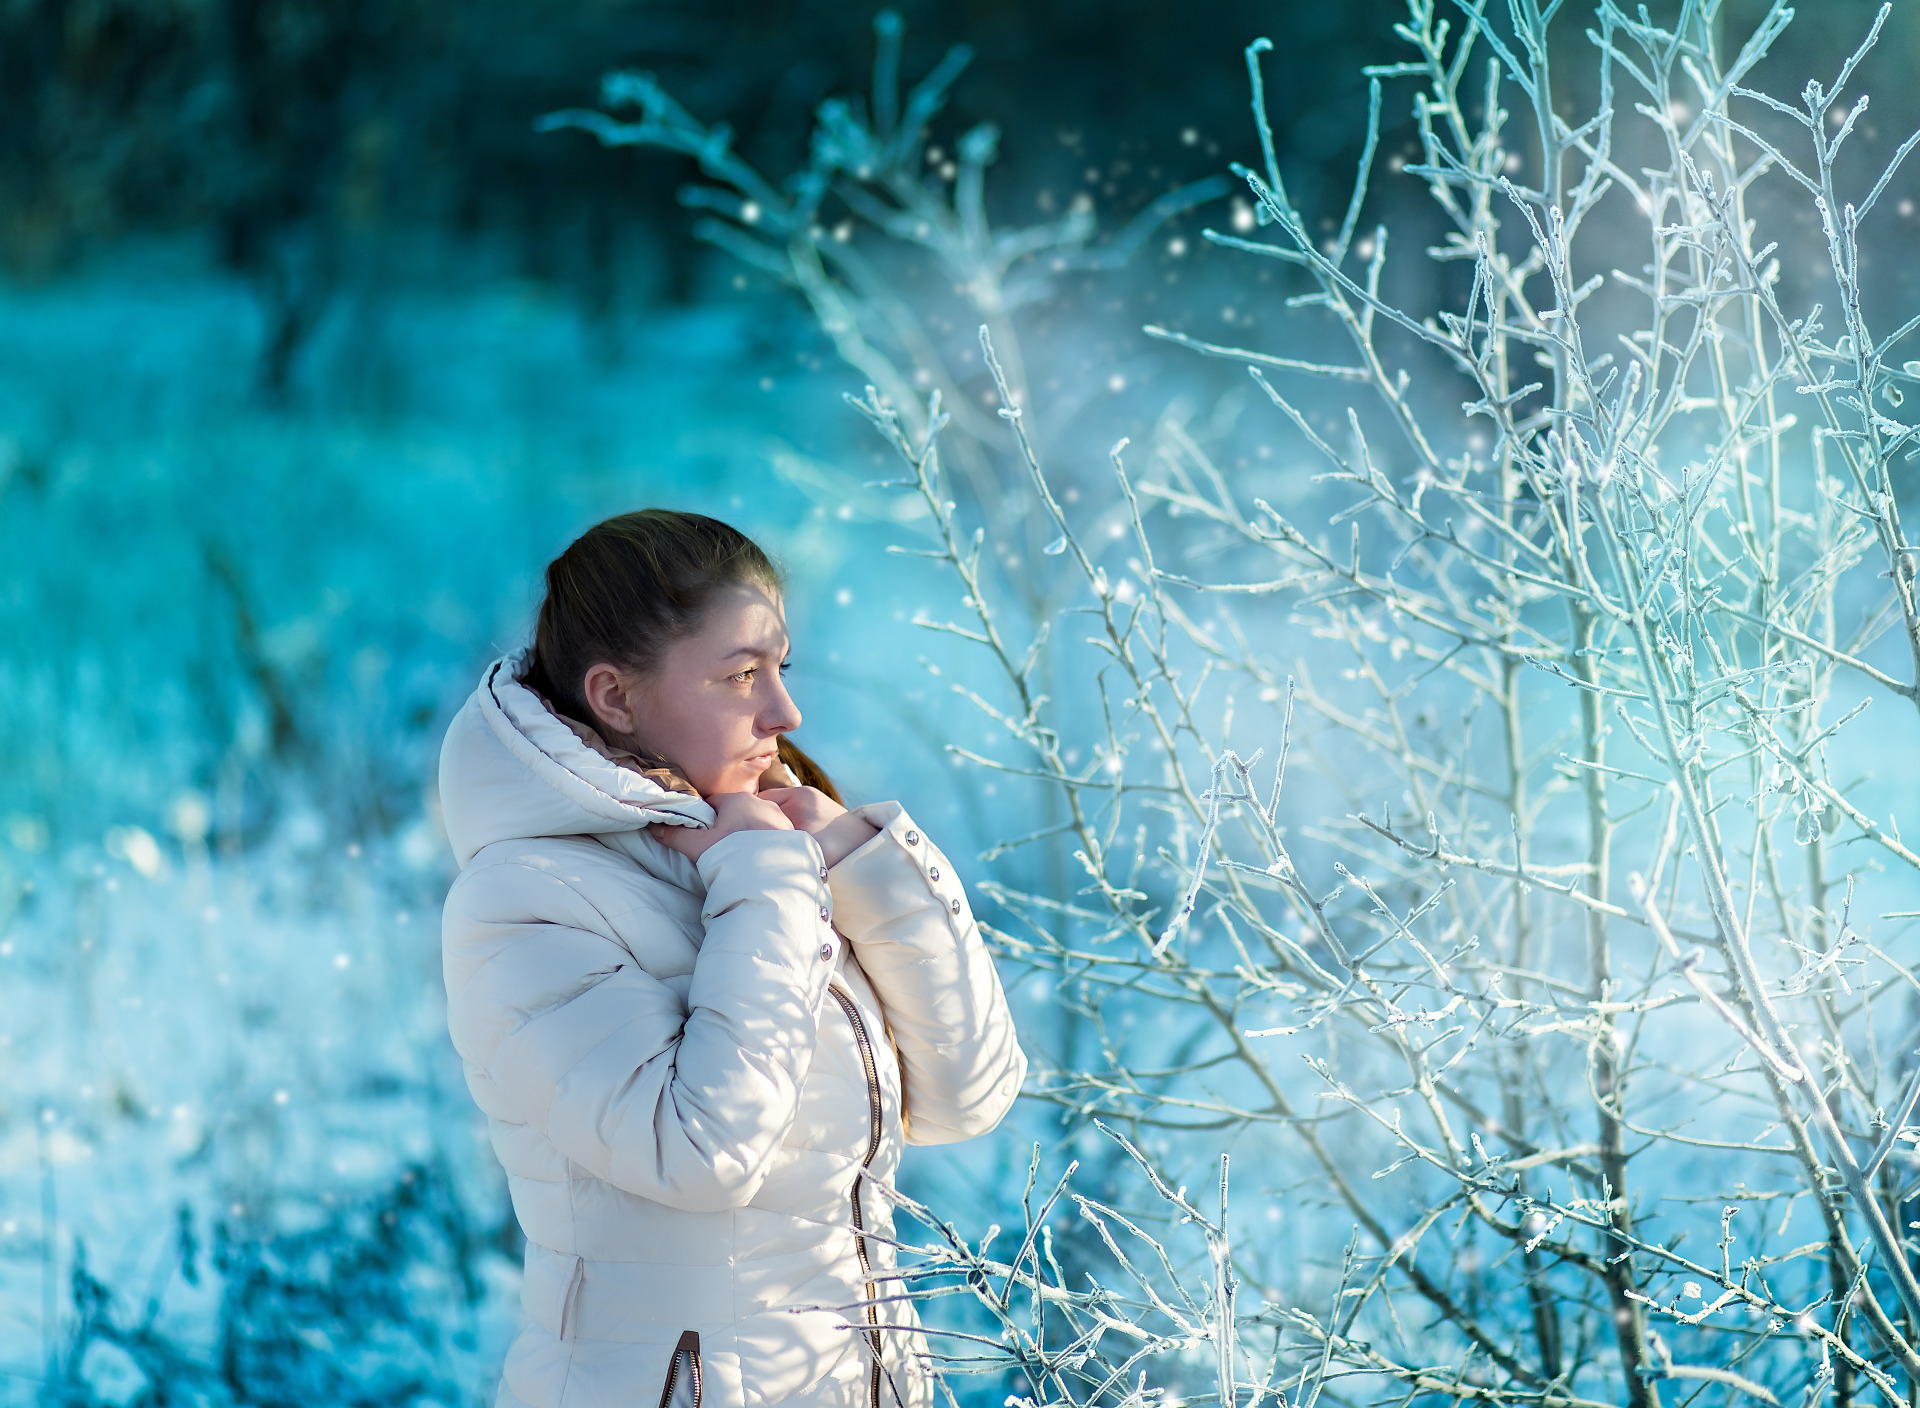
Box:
[521,508,841,802]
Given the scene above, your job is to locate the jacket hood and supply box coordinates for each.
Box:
[439,656,715,868]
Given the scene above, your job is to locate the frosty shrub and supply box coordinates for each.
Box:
[567,4,1920,1405]
[539,15,1224,616]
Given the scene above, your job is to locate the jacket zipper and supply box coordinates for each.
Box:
[657,1329,701,1408]
[828,985,885,1408]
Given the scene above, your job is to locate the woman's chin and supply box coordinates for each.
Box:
[702,764,768,797]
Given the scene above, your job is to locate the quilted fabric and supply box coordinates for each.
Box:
[438,659,1026,1408]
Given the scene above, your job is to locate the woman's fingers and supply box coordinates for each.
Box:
[756,786,847,833]
[708,790,796,831]
[649,793,793,862]
[756,787,810,826]
[649,821,710,858]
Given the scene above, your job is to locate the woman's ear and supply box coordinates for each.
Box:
[581,663,640,740]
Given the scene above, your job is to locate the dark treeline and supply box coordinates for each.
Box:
[0,0,1408,264]
[0,0,1406,395]
[4,1,1908,401]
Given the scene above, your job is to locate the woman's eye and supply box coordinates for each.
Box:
[779,660,792,674]
[731,668,755,683]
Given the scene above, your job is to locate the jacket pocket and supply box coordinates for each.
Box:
[658,1329,702,1408]
[520,1246,585,1340]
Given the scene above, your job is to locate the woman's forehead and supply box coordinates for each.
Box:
[703,583,788,655]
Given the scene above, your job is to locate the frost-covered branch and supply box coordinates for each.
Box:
[623,1,1920,1402]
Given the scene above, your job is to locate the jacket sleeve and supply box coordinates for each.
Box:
[441,829,841,1211]
[826,802,1026,1144]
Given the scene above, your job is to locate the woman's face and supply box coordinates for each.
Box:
[583,582,802,796]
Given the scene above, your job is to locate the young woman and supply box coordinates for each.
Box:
[437,510,1026,1408]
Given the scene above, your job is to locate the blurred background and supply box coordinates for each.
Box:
[1,1,1915,1403]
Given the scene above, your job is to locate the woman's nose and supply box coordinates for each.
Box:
[762,674,802,734]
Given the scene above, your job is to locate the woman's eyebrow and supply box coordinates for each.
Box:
[720,639,790,662]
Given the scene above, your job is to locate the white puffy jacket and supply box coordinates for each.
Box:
[438,660,1027,1408]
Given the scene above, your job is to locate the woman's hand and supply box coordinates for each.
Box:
[651,790,793,862]
[759,787,880,868]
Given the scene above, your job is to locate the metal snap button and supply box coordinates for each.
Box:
[929,865,941,881]
[949,898,962,915]
[818,867,829,882]
[818,942,833,962]
[819,907,832,923]
[904,830,919,845]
